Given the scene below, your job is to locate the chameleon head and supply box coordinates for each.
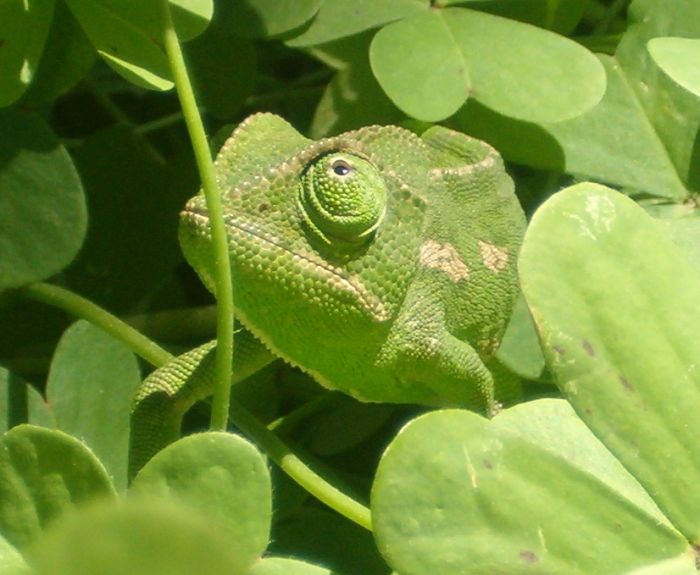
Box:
[178,114,415,350]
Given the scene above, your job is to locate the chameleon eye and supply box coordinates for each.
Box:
[331,159,352,176]
[298,152,387,246]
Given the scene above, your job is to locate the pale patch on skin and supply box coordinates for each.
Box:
[479,240,509,273]
[419,239,470,282]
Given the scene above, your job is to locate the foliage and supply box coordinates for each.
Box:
[1,0,699,573]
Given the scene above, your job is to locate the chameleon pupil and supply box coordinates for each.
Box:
[332,160,351,176]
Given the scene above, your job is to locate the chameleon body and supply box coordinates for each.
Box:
[130,113,525,475]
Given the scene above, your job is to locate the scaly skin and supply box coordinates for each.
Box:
[130,114,525,475]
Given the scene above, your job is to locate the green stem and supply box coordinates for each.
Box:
[21,283,173,367]
[159,1,235,433]
[18,282,373,530]
[134,111,185,135]
[231,404,373,530]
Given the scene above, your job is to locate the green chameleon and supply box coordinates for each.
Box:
[130,113,525,476]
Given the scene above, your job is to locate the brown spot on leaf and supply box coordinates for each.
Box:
[519,551,538,563]
[0,39,4,48]
[582,340,595,356]
[619,375,633,392]
[483,459,493,470]
[553,345,565,356]
[257,202,269,213]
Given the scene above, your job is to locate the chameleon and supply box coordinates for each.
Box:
[129,113,525,476]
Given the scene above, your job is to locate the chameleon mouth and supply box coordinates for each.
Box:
[180,208,390,322]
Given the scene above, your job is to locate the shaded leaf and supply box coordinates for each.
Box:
[288,0,428,47]
[220,0,322,38]
[271,507,389,575]
[186,27,257,120]
[46,321,141,492]
[0,110,86,290]
[0,424,114,551]
[19,0,96,106]
[0,0,55,106]
[65,125,195,312]
[0,367,55,432]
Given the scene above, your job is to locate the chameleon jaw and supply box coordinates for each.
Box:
[179,207,390,323]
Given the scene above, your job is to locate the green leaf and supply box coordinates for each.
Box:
[445,0,590,35]
[271,507,389,575]
[31,499,246,575]
[453,55,688,199]
[249,557,335,575]
[65,125,195,312]
[288,0,429,47]
[309,33,403,138]
[617,0,700,190]
[131,432,271,571]
[220,0,323,38]
[64,0,212,91]
[186,27,257,120]
[46,321,141,492]
[0,110,87,291]
[19,0,96,106]
[0,367,55,432]
[495,294,545,381]
[0,424,115,551]
[648,37,700,98]
[371,400,695,575]
[170,0,213,40]
[370,8,605,123]
[305,399,393,456]
[519,183,700,542]
[0,0,56,106]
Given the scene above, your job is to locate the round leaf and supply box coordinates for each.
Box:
[0,111,86,290]
[0,0,55,106]
[369,9,469,123]
[0,424,115,551]
[519,183,700,542]
[32,499,246,575]
[47,321,142,492]
[220,0,322,38]
[648,37,700,98]
[370,8,606,122]
[287,0,429,47]
[372,400,695,575]
[131,431,271,570]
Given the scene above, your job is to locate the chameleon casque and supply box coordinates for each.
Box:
[130,113,525,475]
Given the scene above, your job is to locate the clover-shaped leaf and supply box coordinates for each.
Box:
[371,400,695,575]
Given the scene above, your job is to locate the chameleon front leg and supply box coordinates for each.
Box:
[377,284,497,413]
[129,327,275,479]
